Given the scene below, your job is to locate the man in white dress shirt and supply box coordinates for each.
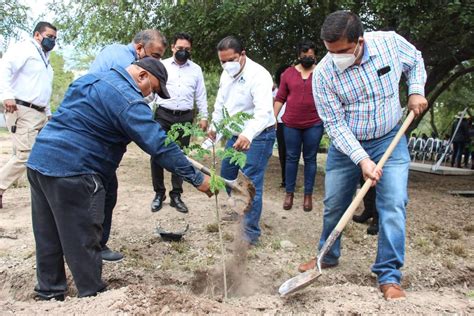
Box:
[0,21,57,208]
[151,32,208,213]
[208,36,276,246]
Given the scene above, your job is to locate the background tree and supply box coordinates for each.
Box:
[50,0,474,131]
[0,0,29,49]
[49,52,75,112]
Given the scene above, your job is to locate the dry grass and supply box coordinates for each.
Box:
[270,239,281,251]
[426,223,441,232]
[206,223,219,233]
[443,260,455,270]
[223,232,234,242]
[170,241,190,254]
[447,230,461,240]
[448,244,467,258]
[463,224,474,233]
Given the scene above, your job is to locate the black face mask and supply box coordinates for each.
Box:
[41,36,56,52]
[299,56,315,69]
[175,49,190,63]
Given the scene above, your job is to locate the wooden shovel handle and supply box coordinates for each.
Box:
[333,111,415,232]
[186,156,238,190]
[186,156,211,176]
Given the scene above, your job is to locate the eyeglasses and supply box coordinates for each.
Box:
[42,33,57,40]
[175,46,191,52]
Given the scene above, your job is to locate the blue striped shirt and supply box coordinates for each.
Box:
[313,31,426,165]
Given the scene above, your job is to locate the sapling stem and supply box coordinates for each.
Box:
[212,143,228,300]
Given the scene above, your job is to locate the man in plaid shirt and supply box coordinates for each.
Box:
[298,11,427,300]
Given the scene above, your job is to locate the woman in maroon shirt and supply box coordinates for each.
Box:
[274,40,324,212]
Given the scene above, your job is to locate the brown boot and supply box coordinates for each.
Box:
[380,283,406,300]
[297,258,338,273]
[303,194,312,212]
[283,192,294,210]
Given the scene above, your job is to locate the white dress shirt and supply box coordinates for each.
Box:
[0,38,54,115]
[212,57,275,142]
[156,57,208,119]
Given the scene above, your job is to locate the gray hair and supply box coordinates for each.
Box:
[133,29,167,48]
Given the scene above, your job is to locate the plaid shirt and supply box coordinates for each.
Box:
[313,31,426,165]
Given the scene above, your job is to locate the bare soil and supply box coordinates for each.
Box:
[0,135,473,314]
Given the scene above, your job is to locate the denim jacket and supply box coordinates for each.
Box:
[27,66,203,187]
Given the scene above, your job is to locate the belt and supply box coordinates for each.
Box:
[158,107,192,116]
[15,99,45,112]
[263,125,275,132]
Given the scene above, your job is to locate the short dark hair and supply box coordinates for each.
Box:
[133,29,167,48]
[321,11,364,43]
[173,32,193,46]
[216,36,244,54]
[33,22,57,35]
[297,40,316,56]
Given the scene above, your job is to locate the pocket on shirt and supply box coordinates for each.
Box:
[375,71,395,99]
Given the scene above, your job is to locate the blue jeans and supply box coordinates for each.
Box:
[221,128,276,244]
[318,124,409,285]
[284,124,324,194]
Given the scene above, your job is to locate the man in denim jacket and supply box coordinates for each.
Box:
[27,57,212,300]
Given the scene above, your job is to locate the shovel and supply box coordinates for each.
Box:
[186,157,256,214]
[279,111,415,297]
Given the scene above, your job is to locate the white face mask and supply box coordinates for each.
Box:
[142,77,156,101]
[222,56,242,77]
[330,41,361,72]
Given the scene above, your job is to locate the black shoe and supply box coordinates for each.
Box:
[367,218,379,235]
[34,293,65,301]
[170,195,188,213]
[151,194,166,212]
[353,209,373,223]
[101,246,124,262]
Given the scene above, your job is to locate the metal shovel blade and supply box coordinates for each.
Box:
[278,269,322,297]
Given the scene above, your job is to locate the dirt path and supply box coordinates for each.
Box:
[0,136,473,314]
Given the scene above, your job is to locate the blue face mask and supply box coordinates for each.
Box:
[41,36,56,52]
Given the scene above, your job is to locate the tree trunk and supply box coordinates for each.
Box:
[429,106,438,137]
[407,64,474,135]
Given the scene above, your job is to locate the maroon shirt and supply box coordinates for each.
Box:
[275,66,322,129]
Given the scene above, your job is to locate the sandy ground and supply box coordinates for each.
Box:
[0,134,473,314]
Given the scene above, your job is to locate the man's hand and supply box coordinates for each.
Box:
[408,94,428,117]
[197,174,213,197]
[233,134,250,151]
[199,119,208,132]
[359,158,383,187]
[3,99,17,113]
[207,130,216,141]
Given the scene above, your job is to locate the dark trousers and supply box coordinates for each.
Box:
[276,123,286,186]
[451,141,466,168]
[151,107,194,197]
[360,176,378,218]
[27,168,107,298]
[101,173,118,248]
